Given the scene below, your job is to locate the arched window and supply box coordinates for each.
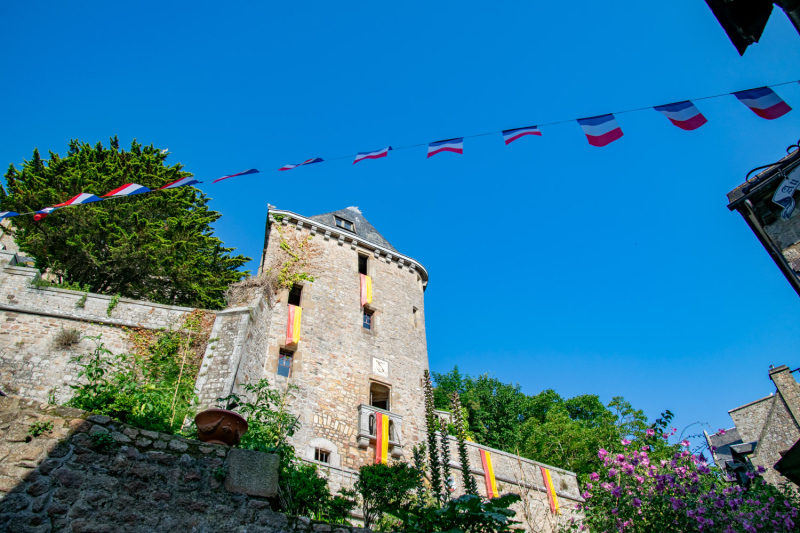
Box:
[368,414,375,436]
[370,382,390,411]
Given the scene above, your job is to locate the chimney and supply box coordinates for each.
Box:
[769,365,800,426]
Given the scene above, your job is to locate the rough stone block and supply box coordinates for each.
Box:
[224,448,279,497]
[87,415,111,425]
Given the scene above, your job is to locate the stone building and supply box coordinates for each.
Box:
[705,364,800,488]
[727,146,800,297]
[0,204,582,528]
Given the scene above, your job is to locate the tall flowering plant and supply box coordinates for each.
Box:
[562,440,798,532]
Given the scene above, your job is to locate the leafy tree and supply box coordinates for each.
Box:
[1,137,249,309]
[354,462,422,528]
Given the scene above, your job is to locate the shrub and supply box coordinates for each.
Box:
[91,432,116,453]
[354,462,422,528]
[27,421,54,439]
[564,442,799,532]
[54,328,81,348]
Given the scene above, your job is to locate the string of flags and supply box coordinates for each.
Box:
[3,81,799,220]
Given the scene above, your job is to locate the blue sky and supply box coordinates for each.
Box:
[3,1,800,448]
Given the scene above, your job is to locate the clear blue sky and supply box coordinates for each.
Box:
[3,1,800,448]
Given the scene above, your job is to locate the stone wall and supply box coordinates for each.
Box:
[0,251,195,405]
[729,395,774,443]
[0,395,370,533]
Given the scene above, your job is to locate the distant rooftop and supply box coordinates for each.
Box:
[308,207,397,252]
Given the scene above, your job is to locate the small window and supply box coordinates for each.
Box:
[358,254,368,275]
[370,382,390,411]
[363,309,374,330]
[278,349,293,377]
[314,448,330,463]
[368,414,375,435]
[288,285,302,306]
[413,307,418,327]
[335,216,355,232]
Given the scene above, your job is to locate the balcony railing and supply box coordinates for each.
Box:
[357,404,404,458]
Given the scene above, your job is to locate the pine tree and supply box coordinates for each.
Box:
[423,369,445,502]
[452,391,479,495]
[1,137,250,309]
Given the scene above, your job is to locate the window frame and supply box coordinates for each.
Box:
[363,308,374,330]
[314,448,331,464]
[334,216,355,233]
[277,349,293,377]
[288,284,303,307]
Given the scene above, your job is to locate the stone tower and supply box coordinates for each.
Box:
[257,206,430,470]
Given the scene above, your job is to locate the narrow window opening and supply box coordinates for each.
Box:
[389,420,396,441]
[358,254,368,275]
[334,216,355,233]
[368,414,375,435]
[314,448,330,463]
[363,308,374,330]
[370,382,390,411]
[413,307,418,327]
[278,349,293,377]
[288,285,302,306]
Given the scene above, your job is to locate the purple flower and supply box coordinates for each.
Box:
[646,428,655,437]
[757,465,766,473]
[590,472,599,481]
[632,498,642,508]
[680,439,690,447]
[608,468,617,478]
[598,448,608,459]
[621,438,631,446]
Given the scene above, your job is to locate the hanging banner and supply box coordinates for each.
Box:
[479,449,499,498]
[540,466,560,514]
[360,274,373,306]
[286,304,302,344]
[374,412,389,464]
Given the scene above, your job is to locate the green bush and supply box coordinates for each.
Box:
[354,462,422,528]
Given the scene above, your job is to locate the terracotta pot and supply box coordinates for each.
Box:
[194,408,248,446]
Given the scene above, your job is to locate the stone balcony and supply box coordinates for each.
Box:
[356,404,403,459]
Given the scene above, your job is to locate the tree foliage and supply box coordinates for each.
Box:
[432,366,678,481]
[1,137,249,309]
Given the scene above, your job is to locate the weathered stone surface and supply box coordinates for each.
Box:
[87,415,111,425]
[225,448,279,497]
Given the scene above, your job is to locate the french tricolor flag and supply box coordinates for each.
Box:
[104,183,151,197]
[212,168,260,184]
[278,159,323,172]
[502,126,542,145]
[353,147,391,165]
[160,176,201,189]
[734,87,792,120]
[34,207,58,222]
[427,138,463,158]
[54,193,103,207]
[577,114,624,147]
[653,101,708,131]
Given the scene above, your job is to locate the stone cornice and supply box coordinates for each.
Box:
[269,209,429,285]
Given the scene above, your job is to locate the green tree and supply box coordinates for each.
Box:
[1,137,249,309]
[354,462,422,528]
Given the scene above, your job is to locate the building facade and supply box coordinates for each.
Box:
[706,365,800,488]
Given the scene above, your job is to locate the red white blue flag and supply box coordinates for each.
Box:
[734,87,792,120]
[502,126,542,145]
[212,168,260,184]
[54,193,103,207]
[653,101,708,131]
[577,114,624,147]
[104,183,151,197]
[278,159,323,172]
[160,176,201,189]
[427,138,463,158]
[34,207,58,221]
[353,147,391,165]
[0,212,18,219]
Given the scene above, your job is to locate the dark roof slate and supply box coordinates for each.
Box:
[308,207,397,252]
[708,428,744,468]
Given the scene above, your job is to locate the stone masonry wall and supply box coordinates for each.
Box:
[0,251,195,405]
[0,395,377,533]
[729,396,774,443]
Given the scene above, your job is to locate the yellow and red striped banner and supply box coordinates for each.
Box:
[286,304,302,345]
[374,412,389,464]
[360,274,373,306]
[540,466,560,514]
[479,449,499,498]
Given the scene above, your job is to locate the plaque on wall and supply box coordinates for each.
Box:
[372,358,389,377]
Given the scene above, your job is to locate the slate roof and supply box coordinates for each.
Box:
[708,428,744,468]
[307,207,397,252]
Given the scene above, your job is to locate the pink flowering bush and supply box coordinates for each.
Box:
[561,442,799,532]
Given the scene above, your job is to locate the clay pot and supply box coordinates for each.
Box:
[194,409,248,446]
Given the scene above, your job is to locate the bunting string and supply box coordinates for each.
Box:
[3,79,800,219]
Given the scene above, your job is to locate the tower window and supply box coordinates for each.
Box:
[314,448,330,463]
[278,349,293,377]
[370,382,390,411]
[413,307,418,327]
[334,216,355,233]
[358,254,368,275]
[363,309,374,330]
[288,285,302,306]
